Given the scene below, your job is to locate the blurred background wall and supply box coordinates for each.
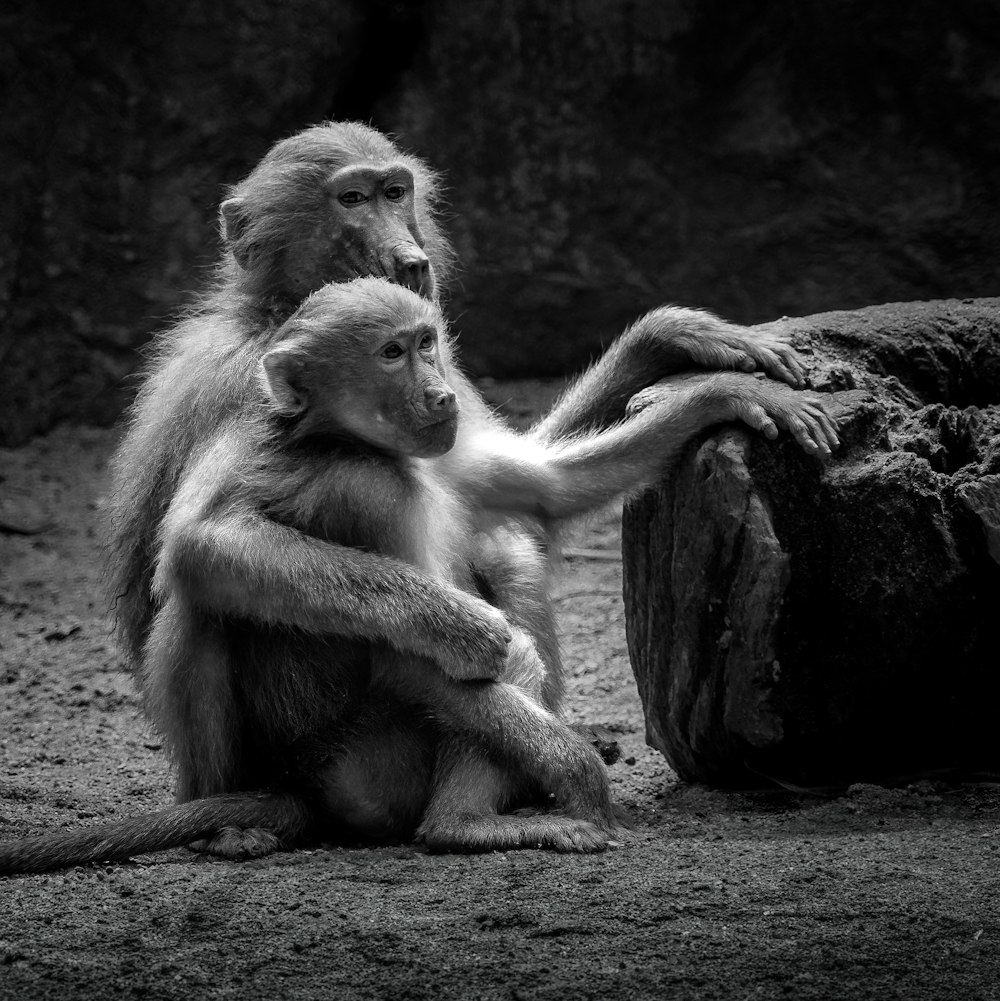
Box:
[1,0,998,444]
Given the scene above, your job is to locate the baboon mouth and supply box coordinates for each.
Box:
[416,415,458,455]
[422,415,458,435]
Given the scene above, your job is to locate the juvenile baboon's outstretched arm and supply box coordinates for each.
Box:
[466,374,842,520]
[532,307,806,443]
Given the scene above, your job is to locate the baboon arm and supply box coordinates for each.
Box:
[155,490,511,681]
[467,374,842,519]
[531,306,806,443]
[462,388,721,518]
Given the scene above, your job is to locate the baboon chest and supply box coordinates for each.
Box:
[308,454,475,591]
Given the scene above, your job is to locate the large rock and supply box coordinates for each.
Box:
[622,299,1000,786]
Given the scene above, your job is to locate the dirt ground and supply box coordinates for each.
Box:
[1,414,998,1001]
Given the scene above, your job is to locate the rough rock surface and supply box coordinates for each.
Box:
[622,298,1000,786]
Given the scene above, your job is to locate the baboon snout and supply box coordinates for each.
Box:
[390,244,431,295]
[425,385,458,415]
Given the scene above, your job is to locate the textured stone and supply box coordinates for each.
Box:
[956,475,1000,566]
[622,299,1000,785]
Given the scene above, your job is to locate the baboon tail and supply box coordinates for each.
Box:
[0,792,313,875]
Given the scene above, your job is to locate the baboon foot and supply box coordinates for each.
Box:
[417,812,618,854]
[188,826,281,860]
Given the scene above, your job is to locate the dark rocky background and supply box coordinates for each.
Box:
[2,0,999,444]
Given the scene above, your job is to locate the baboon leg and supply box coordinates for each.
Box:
[379,659,617,836]
[312,696,437,843]
[141,598,243,803]
[417,738,612,854]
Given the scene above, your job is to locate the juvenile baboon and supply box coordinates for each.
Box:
[0,279,845,873]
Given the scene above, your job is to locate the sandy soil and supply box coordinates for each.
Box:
[1,418,998,1001]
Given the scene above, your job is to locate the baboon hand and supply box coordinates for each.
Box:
[687,325,806,389]
[725,377,844,458]
[434,599,513,682]
[500,627,547,697]
[639,307,807,388]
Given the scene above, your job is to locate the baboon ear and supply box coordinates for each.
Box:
[220,197,247,243]
[220,197,254,269]
[261,348,308,415]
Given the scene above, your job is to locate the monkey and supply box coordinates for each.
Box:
[107,121,451,679]
[0,278,848,874]
[101,120,819,854]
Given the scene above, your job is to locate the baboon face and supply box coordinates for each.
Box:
[221,161,435,301]
[261,280,458,458]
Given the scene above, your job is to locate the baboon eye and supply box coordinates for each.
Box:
[339,190,368,206]
[384,185,407,202]
[381,343,405,360]
[418,332,436,351]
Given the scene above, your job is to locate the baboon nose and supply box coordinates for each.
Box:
[393,247,431,295]
[425,387,458,415]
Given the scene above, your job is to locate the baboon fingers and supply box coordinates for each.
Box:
[806,405,842,452]
[757,346,805,388]
[740,329,807,387]
[433,600,513,680]
[736,402,779,440]
[784,412,823,454]
[794,398,843,453]
[777,345,807,387]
